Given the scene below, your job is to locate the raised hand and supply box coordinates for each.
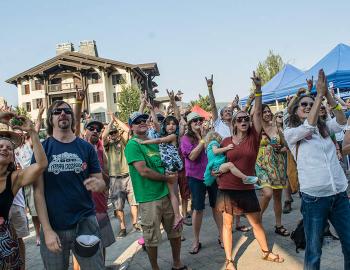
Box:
[11,116,35,132]
[0,111,16,125]
[316,69,328,97]
[205,74,214,88]
[38,100,45,116]
[166,89,176,102]
[251,71,262,91]
[75,85,86,102]
[306,76,314,91]
[297,88,307,97]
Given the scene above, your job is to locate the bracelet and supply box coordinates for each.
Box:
[200,139,205,144]
[332,103,342,111]
[255,93,262,97]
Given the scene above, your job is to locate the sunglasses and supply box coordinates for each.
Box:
[109,131,118,135]
[133,118,147,125]
[52,108,72,115]
[320,106,326,110]
[192,118,203,123]
[87,126,101,132]
[277,115,283,118]
[236,116,250,123]
[300,102,314,108]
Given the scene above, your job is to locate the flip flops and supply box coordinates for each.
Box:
[189,242,202,254]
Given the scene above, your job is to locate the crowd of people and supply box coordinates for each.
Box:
[1,68,350,270]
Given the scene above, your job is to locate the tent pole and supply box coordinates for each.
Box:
[276,99,279,111]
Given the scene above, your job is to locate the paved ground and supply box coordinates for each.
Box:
[23,193,344,270]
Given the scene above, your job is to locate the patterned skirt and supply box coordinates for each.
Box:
[0,220,22,270]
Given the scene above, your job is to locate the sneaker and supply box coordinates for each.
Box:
[117,229,127,238]
[133,223,142,232]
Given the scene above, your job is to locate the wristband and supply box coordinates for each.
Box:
[332,103,342,111]
[255,93,262,97]
[200,139,205,144]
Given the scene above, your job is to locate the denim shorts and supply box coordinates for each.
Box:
[188,177,218,211]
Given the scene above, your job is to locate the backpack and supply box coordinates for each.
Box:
[290,219,305,253]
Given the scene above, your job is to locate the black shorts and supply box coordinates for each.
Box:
[188,177,218,211]
[216,189,261,215]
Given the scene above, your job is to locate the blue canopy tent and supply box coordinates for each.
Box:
[276,43,350,99]
[241,64,304,106]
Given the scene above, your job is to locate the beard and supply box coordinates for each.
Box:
[89,135,99,145]
[58,120,70,130]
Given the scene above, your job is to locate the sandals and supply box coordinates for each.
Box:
[283,200,292,214]
[189,242,202,254]
[225,259,236,270]
[236,225,251,232]
[275,225,290,236]
[261,250,284,263]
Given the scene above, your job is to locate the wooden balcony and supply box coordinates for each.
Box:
[48,83,82,93]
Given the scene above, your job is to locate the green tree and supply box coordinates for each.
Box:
[14,106,31,119]
[190,94,211,112]
[117,85,141,122]
[255,50,284,86]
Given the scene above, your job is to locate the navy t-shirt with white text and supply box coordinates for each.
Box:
[32,137,101,230]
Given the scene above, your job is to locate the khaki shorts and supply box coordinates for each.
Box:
[139,196,182,247]
[109,175,137,210]
[24,185,37,216]
[9,205,29,238]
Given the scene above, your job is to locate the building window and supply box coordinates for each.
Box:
[23,102,31,112]
[32,98,43,109]
[35,79,44,90]
[91,112,106,123]
[90,92,104,103]
[113,93,117,103]
[88,72,102,84]
[24,84,30,95]
[112,74,126,85]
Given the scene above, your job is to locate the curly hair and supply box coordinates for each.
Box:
[204,131,222,147]
[46,100,75,136]
[288,95,329,138]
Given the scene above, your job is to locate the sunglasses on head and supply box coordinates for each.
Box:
[52,108,72,115]
[133,118,147,125]
[87,126,101,132]
[300,101,314,108]
[236,116,250,123]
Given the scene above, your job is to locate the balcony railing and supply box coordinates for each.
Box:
[48,83,82,92]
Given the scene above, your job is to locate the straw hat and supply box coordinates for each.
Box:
[0,123,23,149]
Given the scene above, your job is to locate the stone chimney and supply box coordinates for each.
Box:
[56,42,74,55]
[79,40,98,57]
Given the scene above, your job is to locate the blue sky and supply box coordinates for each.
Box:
[1,0,349,106]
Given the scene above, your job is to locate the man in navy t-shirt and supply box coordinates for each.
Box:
[32,100,105,270]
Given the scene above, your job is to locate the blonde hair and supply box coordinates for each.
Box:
[205,131,222,147]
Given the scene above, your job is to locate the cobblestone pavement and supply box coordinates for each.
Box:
[23,194,344,270]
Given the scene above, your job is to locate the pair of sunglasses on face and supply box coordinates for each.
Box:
[236,116,250,123]
[300,102,314,108]
[52,108,73,115]
[87,126,102,132]
[133,118,147,125]
[192,118,203,123]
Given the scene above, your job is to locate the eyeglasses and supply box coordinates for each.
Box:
[191,118,203,123]
[300,102,314,108]
[133,118,147,125]
[52,108,72,115]
[236,116,250,123]
[87,126,101,132]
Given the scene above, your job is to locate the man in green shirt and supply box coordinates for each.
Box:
[102,113,139,238]
[125,111,190,270]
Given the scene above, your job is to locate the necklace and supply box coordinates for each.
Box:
[232,135,247,145]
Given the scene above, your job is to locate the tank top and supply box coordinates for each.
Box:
[0,172,14,220]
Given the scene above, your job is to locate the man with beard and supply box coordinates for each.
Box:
[33,100,106,270]
[125,111,190,270]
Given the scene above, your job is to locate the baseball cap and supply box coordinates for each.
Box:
[128,112,149,126]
